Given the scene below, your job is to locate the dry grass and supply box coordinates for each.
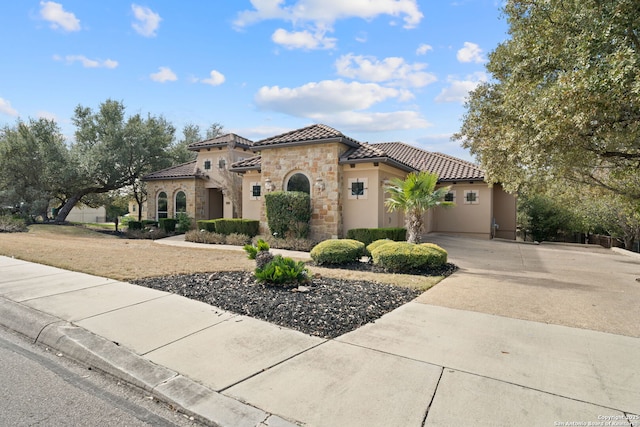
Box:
[0,224,442,290]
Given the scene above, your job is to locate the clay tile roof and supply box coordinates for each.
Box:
[339,143,416,172]
[142,161,203,181]
[253,123,361,149]
[188,133,254,151]
[373,142,485,181]
[229,155,262,172]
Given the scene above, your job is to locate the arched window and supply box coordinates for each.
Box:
[286,173,310,194]
[175,191,186,215]
[157,192,168,219]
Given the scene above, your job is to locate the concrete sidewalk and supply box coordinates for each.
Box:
[1,252,639,426]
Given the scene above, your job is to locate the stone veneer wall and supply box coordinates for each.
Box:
[144,178,204,223]
[259,142,347,241]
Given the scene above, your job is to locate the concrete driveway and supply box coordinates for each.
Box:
[419,235,640,337]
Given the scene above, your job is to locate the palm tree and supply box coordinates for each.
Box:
[385,171,454,243]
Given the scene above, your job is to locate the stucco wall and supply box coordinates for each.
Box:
[342,163,406,234]
[431,182,493,239]
[67,206,106,223]
[492,183,517,239]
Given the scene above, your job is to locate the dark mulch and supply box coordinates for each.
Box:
[132,263,456,339]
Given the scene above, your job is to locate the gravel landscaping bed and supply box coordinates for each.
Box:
[132,263,456,339]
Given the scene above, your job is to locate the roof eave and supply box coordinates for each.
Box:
[339,157,417,173]
[252,137,360,152]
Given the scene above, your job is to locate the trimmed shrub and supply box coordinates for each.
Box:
[142,220,158,228]
[264,191,311,238]
[196,220,217,232]
[365,239,394,256]
[370,241,448,272]
[128,221,143,230]
[176,213,192,232]
[254,255,309,286]
[252,235,316,252]
[310,239,365,265]
[225,233,251,246]
[346,228,407,246]
[213,219,260,237]
[0,215,27,232]
[159,218,177,233]
[185,230,226,244]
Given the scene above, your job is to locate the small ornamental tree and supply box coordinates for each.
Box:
[264,191,311,238]
[384,172,453,243]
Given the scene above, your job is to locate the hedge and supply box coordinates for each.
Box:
[346,227,407,246]
[310,239,365,265]
[264,191,311,238]
[365,239,394,256]
[127,221,143,230]
[195,219,259,236]
[159,218,177,233]
[370,241,447,272]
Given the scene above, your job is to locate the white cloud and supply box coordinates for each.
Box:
[416,43,433,55]
[435,72,487,103]
[313,110,431,132]
[255,80,405,115]
[200,70,225,86]
[150,67,177,82]
[0,98,18,117]
[131,4,161,37]
[54,54,118,69]
[237,0,423,29]
[335,54,436,88]
[272,28,336,50]
[39,1,81,32]
[457,41,484,63]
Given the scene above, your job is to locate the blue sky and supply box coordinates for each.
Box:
[0,1,508,161]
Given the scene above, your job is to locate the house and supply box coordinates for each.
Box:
[142,124,516,241]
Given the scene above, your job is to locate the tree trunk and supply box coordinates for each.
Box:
[54,193,84,223]
[406,212,423,244]
[137,201,143,222]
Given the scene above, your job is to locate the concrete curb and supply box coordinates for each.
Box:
[612,246,640,260]
[0,297,298,427]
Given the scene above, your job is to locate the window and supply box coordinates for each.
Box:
[464,190,479,205]
[218,158,226,169]
[175,191,186,214]
[204,160,211,170]
[348,178,368,200]
[250,182,261,200]
[286,173,310,194]
[157,192,168,219]
[444,191,456,202]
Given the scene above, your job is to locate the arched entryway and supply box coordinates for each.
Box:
[286,172,310,194]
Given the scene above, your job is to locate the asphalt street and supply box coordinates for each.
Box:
[0,326,202,427]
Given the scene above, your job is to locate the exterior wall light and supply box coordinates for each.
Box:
[315,177,325,191]
[264,178,274,192]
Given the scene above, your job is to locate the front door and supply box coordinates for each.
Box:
[208,188,224,219]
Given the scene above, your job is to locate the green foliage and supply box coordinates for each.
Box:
[159,218,177,233]
[310,239,365,265]
[196,220,217,232]
[254,255,309,287]
[346,228,407,246]
[0,215,27,232]
[142,220,158,228]
[370,241,448,273]
[243,238,270,260]
[518,194,579,242]
[128,221,143,230]
[456,0,640,201]
[385,172,453,243]
[366,239,394,256]
[213,219,259,237]
[264,191,311,238]
[0,118,73,220]
[176,213,192,232]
